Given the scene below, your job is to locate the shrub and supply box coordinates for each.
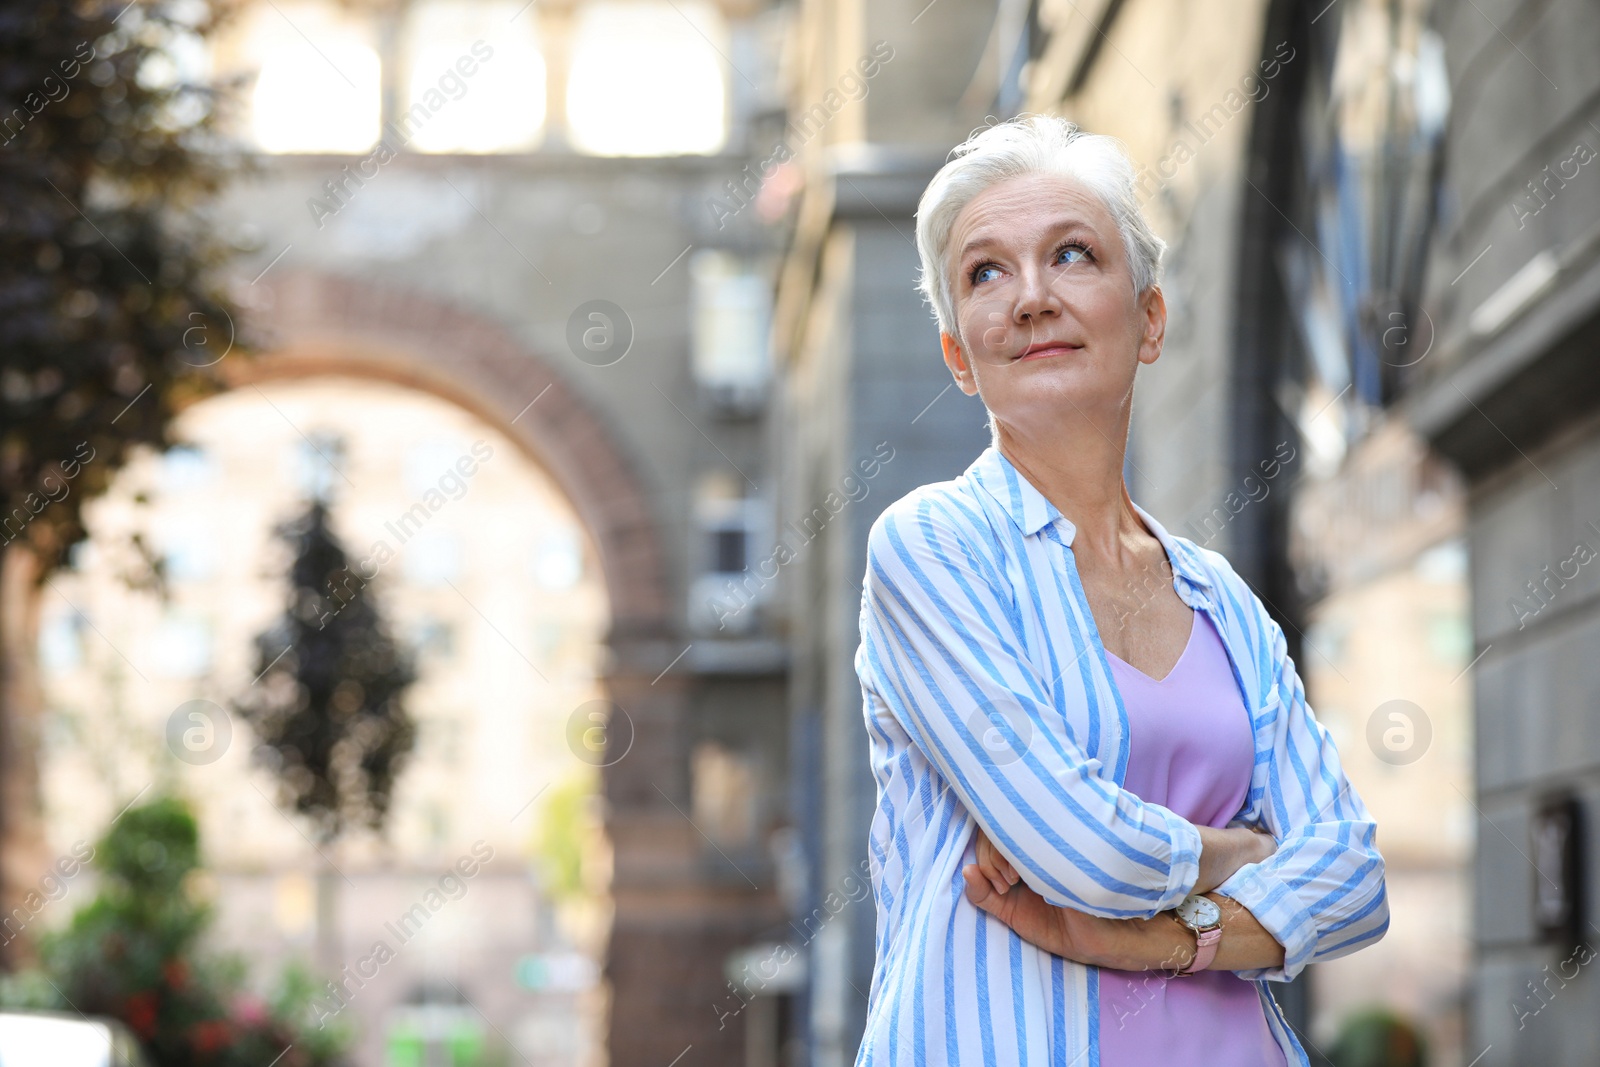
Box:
[0,795,353,1067]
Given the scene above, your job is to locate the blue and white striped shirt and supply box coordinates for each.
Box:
[854,446,1388,1066]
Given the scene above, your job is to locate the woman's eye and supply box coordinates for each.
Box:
[1058,244,1089,265]
[972,264,1000,284]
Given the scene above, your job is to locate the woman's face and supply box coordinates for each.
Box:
[940,171,1165,437]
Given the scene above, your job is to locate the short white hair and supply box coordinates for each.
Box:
[914,114,1166,338]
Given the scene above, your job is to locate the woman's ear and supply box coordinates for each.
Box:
[1136,286,1167,367]
[941,331,979,395]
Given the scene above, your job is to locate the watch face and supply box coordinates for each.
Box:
[1176,894,1222,931]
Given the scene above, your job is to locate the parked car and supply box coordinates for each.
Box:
[0,1011,149,1067]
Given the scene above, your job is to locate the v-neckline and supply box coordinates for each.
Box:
[1104,608,1199,684]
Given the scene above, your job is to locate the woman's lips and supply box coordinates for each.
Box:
[1016,344,1080,361]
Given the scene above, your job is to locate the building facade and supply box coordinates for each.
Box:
[773,0,1483,1062]
[1400,0,1600,1063]
[18,2,805,1065]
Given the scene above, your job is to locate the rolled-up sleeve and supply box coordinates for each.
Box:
[862,495,1201,918]
[1216,600,1390,981]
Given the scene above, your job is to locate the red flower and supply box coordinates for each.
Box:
[189,1018,234,1054]
[162,958,189,989]
[232,991,268,1030]
[231,993,268,1027]
[123,991,158,1038]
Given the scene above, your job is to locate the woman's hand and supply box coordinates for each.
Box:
[962,842,1139,968]
[963,826,1287,972]
[971,824,1020,896]
[1195,824,1277,893]
[963,828,1162,970]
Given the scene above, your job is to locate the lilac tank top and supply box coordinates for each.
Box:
[1096,609,1286,1066]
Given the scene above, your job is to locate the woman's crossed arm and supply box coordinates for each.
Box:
[963,826,1287,972]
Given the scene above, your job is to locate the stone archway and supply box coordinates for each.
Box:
[7,268,734,1064]
[212,271,699,1064]
[228,269,670,647]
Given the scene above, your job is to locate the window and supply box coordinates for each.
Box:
[1416,538,1467,584]
[713,527,747,573]
[1426,612,1472,665]
[1281,1,1450,428]
[565,0,728,156]
[150,614,213,678]
[289,430,348,501]
[39,611,86,674]
[160,528,217,583]
[408,615,456,660]
[403,438,472,498]
[692,740,759,848]
[244,2,383,153]
[158,445,217,494]
[531,528,584,590]
[697,474,759,578]
[402,528,462,586]
[687,473,765,634]
[400,1,546,153]
[691,250,772,414]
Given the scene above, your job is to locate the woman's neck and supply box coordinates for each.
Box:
[994,417,1143,560]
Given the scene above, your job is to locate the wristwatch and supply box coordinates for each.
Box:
[1168,893,1222,976]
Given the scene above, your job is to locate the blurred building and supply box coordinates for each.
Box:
[205,3,806,1064]
[770,0,1477,1064]
[40,380,612,1067]
[1399,1,1600,1064]
[26,1,803,1066]
[17,0,1590,1065]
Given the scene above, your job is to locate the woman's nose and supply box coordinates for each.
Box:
[1014,264,1063,322]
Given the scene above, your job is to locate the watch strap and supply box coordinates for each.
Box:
[1175,925,1221,976]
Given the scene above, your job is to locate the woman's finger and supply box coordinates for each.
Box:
[962,864,1009,918]
[974,830,1011,896]
[963,869,1081,962]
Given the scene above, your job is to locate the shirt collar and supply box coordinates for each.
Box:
[966,446,1215,594]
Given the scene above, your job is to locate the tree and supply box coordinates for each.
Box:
[0,0,243,968]
[232,496,419,968]
[0,794,354,1066]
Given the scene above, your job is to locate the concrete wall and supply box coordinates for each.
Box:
[771,2,999,1062]
[1402,0,1600,1063]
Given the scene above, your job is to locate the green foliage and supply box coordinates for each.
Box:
[94,794,200,897]
[533,772,596,901]
[1328,1007,1428,1067]
[232,500,419,844]
[0,795,353,1066]
[0,0,246,576]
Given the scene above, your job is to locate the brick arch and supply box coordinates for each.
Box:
[222,269,670,645]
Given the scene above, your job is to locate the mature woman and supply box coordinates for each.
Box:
[854,115,1388,1066]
